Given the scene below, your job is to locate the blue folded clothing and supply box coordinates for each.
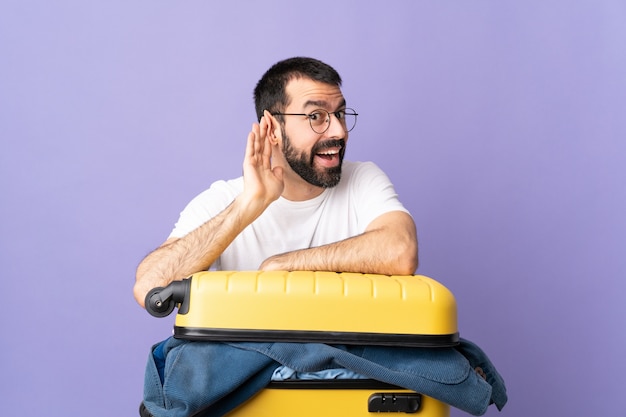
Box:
[143,337,507,417]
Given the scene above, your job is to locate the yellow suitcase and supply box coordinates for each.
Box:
[227,380,451,416]
[145,271,459,416]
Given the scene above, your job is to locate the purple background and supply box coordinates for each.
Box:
[1,1,625,416]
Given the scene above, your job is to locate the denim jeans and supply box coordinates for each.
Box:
[143,338,506,417]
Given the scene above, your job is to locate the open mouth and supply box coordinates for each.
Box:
[316,148,341,160]
[313,140,344,166]
[314,147,342,168]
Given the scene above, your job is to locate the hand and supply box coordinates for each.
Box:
[240,111,284,214]
[258,253,290,271]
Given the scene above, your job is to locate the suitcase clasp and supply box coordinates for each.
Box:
[368,392,422,413]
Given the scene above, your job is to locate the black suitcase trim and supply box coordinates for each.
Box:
[263,380,423,414]
[266,379,408,390]
[174,326,460,347]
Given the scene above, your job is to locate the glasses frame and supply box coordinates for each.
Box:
[271,108,358,134]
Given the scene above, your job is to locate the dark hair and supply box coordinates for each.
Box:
[253,57,342,121]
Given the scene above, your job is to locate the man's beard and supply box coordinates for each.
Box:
[282,130,346,188]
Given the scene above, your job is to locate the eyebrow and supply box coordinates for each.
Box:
[303,98,347,111]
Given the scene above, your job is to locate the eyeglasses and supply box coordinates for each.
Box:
[271,108,358,134]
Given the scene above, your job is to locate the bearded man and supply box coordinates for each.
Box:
[134,57,418,307]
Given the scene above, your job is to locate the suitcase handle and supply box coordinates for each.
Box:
[145,278,191,317]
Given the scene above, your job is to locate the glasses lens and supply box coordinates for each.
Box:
[309,110,330,134]
[343,108,357,132]
[307,108,358,133]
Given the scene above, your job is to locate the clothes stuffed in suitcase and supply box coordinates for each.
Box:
[145,271,461,417]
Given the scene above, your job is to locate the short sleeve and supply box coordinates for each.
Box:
[168,178,243,239]
[347,161,410,231]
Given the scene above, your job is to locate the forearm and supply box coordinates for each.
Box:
[260,211,418,275]
[133,196,263,306]
[134,114,283,307]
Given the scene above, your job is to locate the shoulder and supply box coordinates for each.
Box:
[183,177,243,211]
[340,161,391,185]
[169,177,243,239]
[342,160,384,177]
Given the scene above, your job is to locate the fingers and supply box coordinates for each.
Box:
[245,112,273,167]
[246,121,262,159]
[245,128,256,159]
[242,112,285,204]
[261,112,273,167]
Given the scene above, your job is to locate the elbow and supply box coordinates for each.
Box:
[133,278,147,309]
[376,240,417,276]
[396,247,418,275]
[384,212,418,275]
[392,235,419,275]
[408,253,419,275]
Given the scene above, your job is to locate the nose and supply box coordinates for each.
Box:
[325,112,346,138]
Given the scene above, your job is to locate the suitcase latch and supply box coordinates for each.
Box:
[368,392,422,413]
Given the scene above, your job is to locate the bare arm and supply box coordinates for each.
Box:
[134,197,262,307]
[134,112,283,307]
[259,210,418,275]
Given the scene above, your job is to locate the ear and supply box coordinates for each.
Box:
[263,110,281,145]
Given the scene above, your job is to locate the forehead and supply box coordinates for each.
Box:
[285,77,345,110]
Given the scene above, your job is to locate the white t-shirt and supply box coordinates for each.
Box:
[169,161,409,270]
